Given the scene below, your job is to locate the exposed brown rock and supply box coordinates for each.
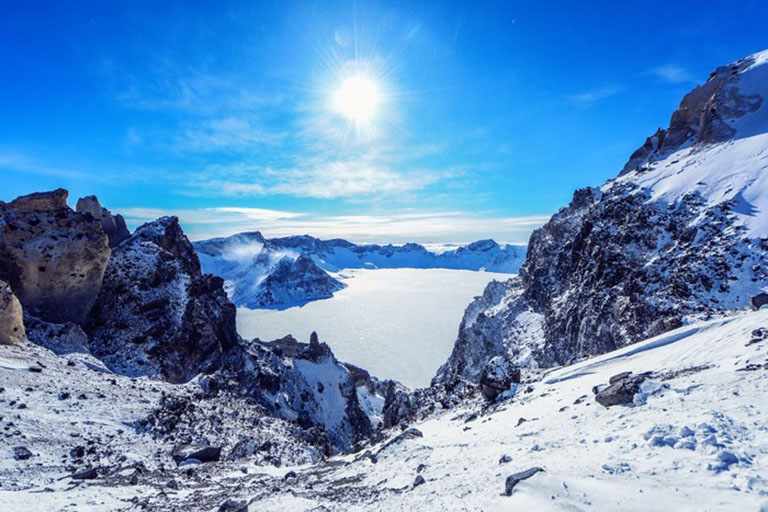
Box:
[0,279,25,344]
[0,189,110,324]
[76,195,131,247]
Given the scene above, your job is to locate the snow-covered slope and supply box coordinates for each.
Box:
[194,234,526,309]
[437,50,768,383]
[6,307,765,510]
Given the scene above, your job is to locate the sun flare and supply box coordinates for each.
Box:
[332,74,380,124]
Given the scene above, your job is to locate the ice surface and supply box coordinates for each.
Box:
[237,268,514,388]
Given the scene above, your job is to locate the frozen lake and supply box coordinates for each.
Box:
[236,268,514,388]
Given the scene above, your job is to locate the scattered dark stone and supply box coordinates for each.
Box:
[77,393,87,400]
[69,446,85,458]
[595,372,651,407]
[608,372,632,385]
[413,475,426,487]
[283,470,297,481]
[218,499,248,512]
[67,360,76,367]
[28,365,43,373]
[750,293,768,311]
[57,392,70,400]
[499,455,513,464]
[70,467,99,480]
[17,403,27,409]
[171,444,221,465]
[416,463,427,473]
[479,356,521,401]
[167,479,180,490]
[504,467,544,496]
[129,472,139,485]
[515,417,527,427]
[13,446,33,460]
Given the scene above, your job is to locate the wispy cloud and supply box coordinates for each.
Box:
[185,152,458,200]
[174,117,287,152]
[566,85,624,105]
[647,64,695,84]
[118,205,550,244]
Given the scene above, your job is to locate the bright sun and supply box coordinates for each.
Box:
[332,75,380,124]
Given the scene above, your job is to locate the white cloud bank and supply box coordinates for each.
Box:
[119,206,550,245]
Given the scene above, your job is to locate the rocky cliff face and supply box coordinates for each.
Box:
[0,279,25,344]
[75,195,131,247]
[86,216,238,383]
[212,333,377,454]
[437,50,768,384]
[0,189,111,324]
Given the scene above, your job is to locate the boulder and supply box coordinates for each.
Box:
[24,315,89,355]
[0,189,110,324]
[504,467,544,495]
[594,372,650,407]
[76,195,131,247]
[0,279,25,344]
[479,356,521,401]
[646,316,683,338]
[171,444,222,465]
[13,446,33,460]
[218,499,248,512]
[750,293,768,311]
[86,217,238,383]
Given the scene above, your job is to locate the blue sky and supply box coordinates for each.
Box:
[1,1,766,243]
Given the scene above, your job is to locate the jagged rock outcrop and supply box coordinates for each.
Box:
[621,55,764,175]
[253,255,344,308]
[24,315,90,354]
[478,356,520,401]
[76,195,131,247]
[0,189,110,324]
[86,216,238,383]
[0,279,25,344]
[207,332,378,454]
[437,50,768,383]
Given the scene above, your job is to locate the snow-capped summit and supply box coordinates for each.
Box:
[194,234,526,309]
[436,49,768,384]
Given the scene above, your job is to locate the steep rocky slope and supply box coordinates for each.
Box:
[195,232,525,309]
[437,49,768,384]
[85,216,239,383]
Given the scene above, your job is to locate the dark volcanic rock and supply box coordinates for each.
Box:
[86,217,237,383]
[24,315,89,355]
[0,189,110,324]
[172,444,222,465]
[478,356,521,401]
[751,293,768,311]
[594,372,650,407]
[220,333,373,454]
[13,446,33,460]
[218,499,249,512]
[504,467,544,495]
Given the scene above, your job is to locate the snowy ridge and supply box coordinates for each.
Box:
[437,49,768,383]
[195,233,526,309]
